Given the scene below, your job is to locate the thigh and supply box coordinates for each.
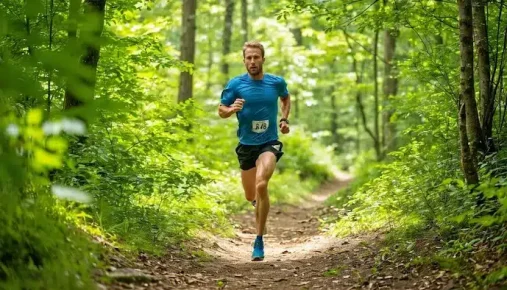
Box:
[241,167,257,201]
[255,151,277,182]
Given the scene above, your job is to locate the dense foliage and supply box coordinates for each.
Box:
[0,0,334,288]
[2,0,507,288]
[277,0,507,287]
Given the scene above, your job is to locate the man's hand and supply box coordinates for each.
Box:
[230,98,245,113]
[279,120,290,134]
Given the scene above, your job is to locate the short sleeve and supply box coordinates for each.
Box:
[220,79,238,106]
[278,77,289,98]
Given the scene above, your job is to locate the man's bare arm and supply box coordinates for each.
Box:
[218,105,235,118]
[218,98,245,118]
[280,95,291,120]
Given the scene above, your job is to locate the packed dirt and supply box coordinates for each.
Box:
[104,173,464,290]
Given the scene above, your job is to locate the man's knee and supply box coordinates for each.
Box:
[245,189,256,201]
[256,180,268,196]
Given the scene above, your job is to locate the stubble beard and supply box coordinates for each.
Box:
[248,66,262,76]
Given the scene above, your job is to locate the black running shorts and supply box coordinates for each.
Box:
[235,140,284,170]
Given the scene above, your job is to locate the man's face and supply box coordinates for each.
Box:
[243,47,264,76]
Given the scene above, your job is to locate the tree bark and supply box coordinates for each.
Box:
[458,0,486,168]
[330,89,339,146]
[473,0,494,143]
[241,0,248,43]
[47,0,54,116]
[373,29,381,160]
[177,0,197,103]
[291,27,303,120]
[382,28,398,153]
[459,104,479,184]
[222,0,235,80]
[64,0,106,111]
[23,0,34,111]
[206,10,213,92]
[24,0,33,56]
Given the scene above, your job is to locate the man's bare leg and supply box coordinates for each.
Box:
[241,167,257,202]
[241,167,266,234]
[255,152,277,236]
[241,168,259,232]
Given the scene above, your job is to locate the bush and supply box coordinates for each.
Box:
[0,112,97,290]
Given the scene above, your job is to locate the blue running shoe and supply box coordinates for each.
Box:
[251,237,264,261]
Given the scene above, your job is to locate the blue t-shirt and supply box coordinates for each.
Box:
[220,73,289,145]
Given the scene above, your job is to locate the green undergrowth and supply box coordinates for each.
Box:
[0,114,100,290]
[324,141,507,288]
[0,103,334,289]
[373,221,507,289]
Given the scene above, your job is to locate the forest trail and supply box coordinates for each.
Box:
[106,172,457,290]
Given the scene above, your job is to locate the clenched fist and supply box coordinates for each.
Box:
[230,98,245,113]
[279,120,290,134]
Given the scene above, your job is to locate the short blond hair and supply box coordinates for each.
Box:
[242,41,265,58]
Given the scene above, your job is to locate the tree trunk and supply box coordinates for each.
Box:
[177,0,197,103]
[47,0,54,116]
[64,0,106,111]
[330,89,339,147]
[241,0,248,43]
[24,1,33,56]
[373,30,381,160]
[291,27,303,120]
[459,104,479,184]
[458,0,486,167]
[23,0,34,111]
[473,0,494,144]
[344,31,381,159]
[382,28,398,153]
[291,27,303,46]
[206,10,213,91]
[222,0,234,80]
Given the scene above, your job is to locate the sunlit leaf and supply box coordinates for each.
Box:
[51,185,92,203]
[46,136,68,153]
[6,124,19,137]
[61,118,86,135]
[33,148,62,169]
[27,109,43,125]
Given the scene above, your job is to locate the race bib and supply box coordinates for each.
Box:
[252,120,269,133]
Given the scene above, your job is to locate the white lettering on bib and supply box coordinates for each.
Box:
[252,120,269,133]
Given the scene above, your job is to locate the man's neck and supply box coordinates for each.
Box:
[248,72,264,80]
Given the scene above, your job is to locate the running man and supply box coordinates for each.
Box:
[218,41,291,261]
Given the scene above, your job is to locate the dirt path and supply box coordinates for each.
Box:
[106,173,459,290]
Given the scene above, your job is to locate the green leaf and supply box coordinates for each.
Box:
[27,109,43,125]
